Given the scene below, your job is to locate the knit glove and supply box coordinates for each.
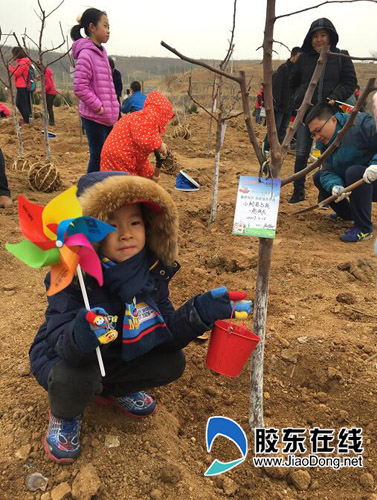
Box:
[332,185,350,203]
[194,286,253,328]
[73,307,118,353]
[363,165,377,184]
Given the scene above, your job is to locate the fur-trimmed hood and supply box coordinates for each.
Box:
[77,171,178,265]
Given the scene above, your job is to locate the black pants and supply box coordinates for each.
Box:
[313,166,377,232]
[47,348,186,419]
[16,88,31,123]
[46,94,55,125]
[0,149,10,197]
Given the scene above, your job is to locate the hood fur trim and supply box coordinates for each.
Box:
[79,175,178,265]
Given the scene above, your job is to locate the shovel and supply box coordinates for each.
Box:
[292,178,365,215]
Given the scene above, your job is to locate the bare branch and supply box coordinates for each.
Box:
[281,78,376,186]
[33,8,42,21]
[41,37,66,57]
[161,41,241,84]
[281,46,330,160]
[18,32,39,51]
[223,111,243,121]
[276,0,377,20]
[272,40,290,53]
[188,75,218,121]
[45,47,71,67]
[328,50,377,62]
[220,0,237,69]
[239,70,265,166]
[45,0,65,19]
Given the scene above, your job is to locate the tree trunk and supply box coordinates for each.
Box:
[9,78,24,156]
[249,237,273,429]
[209,116,223,223]
[206,76,217,154]
[249,0,279,431]
[39,72,52,162]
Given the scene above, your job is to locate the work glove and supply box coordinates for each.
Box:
[73,307,118,353]
[332,185,350,203]
[363,165,377,184]
[194,286,253,328]
[154,149,171,168]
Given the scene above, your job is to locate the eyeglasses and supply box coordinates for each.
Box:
[310,116,331,139]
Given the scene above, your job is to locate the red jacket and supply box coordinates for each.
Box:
[255,88,264,109]
[8,57,31,89]
[45,67,57,95]
[100,91,174,178]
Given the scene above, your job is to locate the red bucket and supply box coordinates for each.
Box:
[206,320,261,378]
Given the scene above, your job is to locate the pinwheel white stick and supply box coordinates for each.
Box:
[77,264,106,377]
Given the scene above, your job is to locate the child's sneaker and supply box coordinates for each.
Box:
[43,411,81,463]
[95,392,156,418]
[340,226,373,243]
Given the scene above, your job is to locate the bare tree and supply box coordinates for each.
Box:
[163,0,377,432]
[13,0,71,163]
[0,31,25,166]
[187,0,243,223]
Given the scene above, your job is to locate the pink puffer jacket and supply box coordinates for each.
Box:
[72,38,118,126]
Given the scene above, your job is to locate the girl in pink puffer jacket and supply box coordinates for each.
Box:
[71,8,119,173]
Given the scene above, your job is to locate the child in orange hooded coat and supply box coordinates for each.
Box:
[100,90,174,179]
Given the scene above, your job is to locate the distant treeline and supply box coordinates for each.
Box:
[0,45,261,90]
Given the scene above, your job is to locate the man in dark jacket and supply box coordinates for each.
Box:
[263,46,302,155]
[288,18,357,204]
[308,103,377,242]
[108,57,123,119]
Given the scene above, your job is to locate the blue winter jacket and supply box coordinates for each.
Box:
[121,91,147,114]
[29,259,208,391]
[320,112,377,192]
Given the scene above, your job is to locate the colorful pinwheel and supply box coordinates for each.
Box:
[6,186,115,376]
[6,186,115,295]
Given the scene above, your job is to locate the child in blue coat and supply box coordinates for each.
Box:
[29,171,252,463]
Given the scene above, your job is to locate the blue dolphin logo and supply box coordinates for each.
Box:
[204,416,248,476]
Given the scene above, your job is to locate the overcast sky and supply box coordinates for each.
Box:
[2,0,377,60]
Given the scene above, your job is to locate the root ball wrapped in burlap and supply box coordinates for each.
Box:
[160,151,179,175]
[28,162,62,193]
[172,124,191,140]
[12,156,30,172]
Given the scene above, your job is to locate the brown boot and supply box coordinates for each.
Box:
[0,195,12,208]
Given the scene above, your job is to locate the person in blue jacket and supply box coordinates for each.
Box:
[121,81,147,114]
[308,103,377,242]
[29,171,252,463]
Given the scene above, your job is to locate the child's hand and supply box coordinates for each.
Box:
[73,307,118,353]
[97,106,104,115]
[194,286,253,327]
[157,142,167,157]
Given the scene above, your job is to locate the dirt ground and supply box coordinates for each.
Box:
[1,83,377,500]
